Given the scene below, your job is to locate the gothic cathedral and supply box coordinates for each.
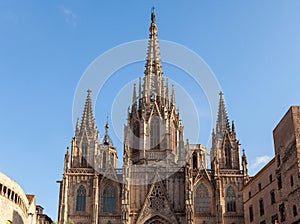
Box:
[57,10,249,224]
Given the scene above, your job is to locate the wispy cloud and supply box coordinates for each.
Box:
[61,6,77,27]
[250,155,272,170]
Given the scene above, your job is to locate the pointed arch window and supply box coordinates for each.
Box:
[150,117,160,149]
[103,184,116,213]
[225,141,232,168]
[81,142,88,167]
[192,152,198,169]
[195,183,210,212]
[170,121,176,153]
[226,186,236,212]
[76,185,86,211]
[102,151,107,169]
[133,121,140,150]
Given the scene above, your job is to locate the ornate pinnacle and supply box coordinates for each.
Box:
[171,84,176,106]
[151,7,156,23]
[216,91,230,138]
[132,83,137,110]
[165,78,169,108]
[79,89,98,137]
[232,120,236,138]
[103,117,113,145]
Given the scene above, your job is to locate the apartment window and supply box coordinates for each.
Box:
[277,154,281,167]
[248,191,251,199]
[290,175,294,187]
[258,183,262,191]
[277,175,282,190]
[249,206,254,222]
[293,205,298,217]
[279,203,286,222]
[259,199,264,216]
[269,174,273,183]
[270,190,276,204]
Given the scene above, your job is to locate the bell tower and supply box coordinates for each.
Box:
[71,89,99,168]
[211,92,241,170]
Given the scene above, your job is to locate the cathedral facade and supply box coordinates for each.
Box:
[57,10,249,224]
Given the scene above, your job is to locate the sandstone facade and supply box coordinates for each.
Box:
[57,10,249,224]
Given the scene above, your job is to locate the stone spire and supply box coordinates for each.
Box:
[132,83,137,110]
[124,9,184,165]
[144,7,164,100]
[171,84,176,107]
[75,118,80,137]
[78,89,98,138]
[231,120,236,139]
[216,91,230,139]
[102,117,113,145]
[165,78,169,108]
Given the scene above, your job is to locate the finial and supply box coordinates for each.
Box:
[151,7,156,23]
[219,91,223,96]
[105,116,109,134]
[103,116,113,145]
[138,77,142,98]
[171,83,176,106]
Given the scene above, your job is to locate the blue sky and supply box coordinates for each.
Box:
[1,0,300,220]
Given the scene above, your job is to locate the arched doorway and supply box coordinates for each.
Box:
[144,215,171,224]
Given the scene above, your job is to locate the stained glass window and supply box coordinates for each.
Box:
[103,184,116,213]
[150,117,160,149]
[226,186,236,212]
[195,183,210,212]
[76,185,86,211]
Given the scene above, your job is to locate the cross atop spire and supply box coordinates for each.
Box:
[151,7,156,23]
[216,91,230,139]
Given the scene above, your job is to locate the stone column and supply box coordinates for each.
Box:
[92,174,99,224]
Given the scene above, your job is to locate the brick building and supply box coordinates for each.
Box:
[243,106,300,224]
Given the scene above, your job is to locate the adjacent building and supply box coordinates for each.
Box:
[37,205,53,224]
[57,9,249,224]
[0,171,37,224]
[243,106,300,224]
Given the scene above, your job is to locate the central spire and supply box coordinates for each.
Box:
[144,8,164,100]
